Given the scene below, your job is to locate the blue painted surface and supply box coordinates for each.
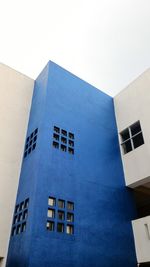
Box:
[6,61,137,267]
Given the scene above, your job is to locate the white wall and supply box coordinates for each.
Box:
[132,216,150,263]
[114,69,150,188]
[0,64,34,267]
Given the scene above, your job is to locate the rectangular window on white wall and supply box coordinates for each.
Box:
[120,121,144,154]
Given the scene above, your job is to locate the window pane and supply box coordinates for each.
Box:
[67,213,74,222]
[48,197,56,206]
[120,128,130,142]
[47,221,54,231]
[66,225,74,235]
[58,211,65,220]
[132,133,144,149]
[47,209,55,218]
[57,223,64,233]
[121,140,132,154]
[58,199,65,209]
[131,121,141,136]
[67,201,74,210]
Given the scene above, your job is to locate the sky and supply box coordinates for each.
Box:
[0,0,150,96]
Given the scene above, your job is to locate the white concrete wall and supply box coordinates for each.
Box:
[114,69,150,188]
[0,64,34,267]
[132,216,150,263]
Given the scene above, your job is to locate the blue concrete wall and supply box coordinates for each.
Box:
[6,61,137,267]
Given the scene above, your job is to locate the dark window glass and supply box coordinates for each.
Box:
[47,221,55,231]
[133,133,144,149]
[131,121,141,136]
[58,199,65,209]
[120,129,130,142]
[57,223,64,233]
[58,211,65,220]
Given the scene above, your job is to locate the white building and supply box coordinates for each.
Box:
[114,68,150,266]
[0,64,34,267]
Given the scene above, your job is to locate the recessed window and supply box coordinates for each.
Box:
[47,221,55,231]
[47,209,55,218]
[69,133,74,139]
[61,144,67,152]
[120,121,144,154]
[68,147,74,154]
[24,128,38,158]
[58,199,65,209]
[61,137,67,144]
[54,126,60,133]
[66,225,74,235]
[69,140,74,147]
[58,211,65,220]
[61,129,67,136]
[53,133,59,141]
[21,222,26,232]
[48,197,56,206]
[67,201,74,210]
[57,223,64,233]
[53,141,59,149]
[67,213,74,222]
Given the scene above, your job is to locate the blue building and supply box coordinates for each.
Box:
[6,61,137,267]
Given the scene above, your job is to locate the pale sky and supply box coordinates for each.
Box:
[0,0,150,96]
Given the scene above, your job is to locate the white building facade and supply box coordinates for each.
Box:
[0,64,34,267]
[114,69,150,266]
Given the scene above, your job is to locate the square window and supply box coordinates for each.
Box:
[66,224,74,235]
[24,199,29,209]
[69,133,74,139]
[120,129,130,142]
[61,129,67,136]
[16,225,21,235]
[18,213,22,222]
[21,222,26,232]
[131,121,141,136]
[133,133,144,149]
[61,144,67,152]
[32,143,36,150]
[47,221,55,231]
[61,137,67,144]
[58,210,65,220]
[20,202,24,211]
[67,201,74,210]
[33,136,37,142]
[53,133,59,141]
[54,126,60,133]
[30,133,33,138]
[23,210,28,220]
[29,140,32,146]
[69,140,74,147]
[53,141,59,149]
[68,147,74,154]
[67,213,74,222]
[121,140,132,154]
[57,223,64,233]
[47,209,55,218]
[27,137,29,142]
[48,197,56,206]
[34,128,38,135]
[58,199,65,209]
